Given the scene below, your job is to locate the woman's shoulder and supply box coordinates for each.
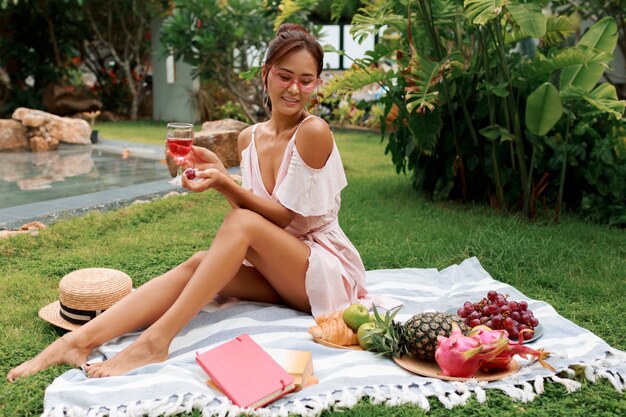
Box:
[237,124,255,154]
[295,116,334,169]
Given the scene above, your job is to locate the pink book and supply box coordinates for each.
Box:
[195,334,296,409]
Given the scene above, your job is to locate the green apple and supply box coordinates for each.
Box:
[342,303,371,331]
[357,322,377,350]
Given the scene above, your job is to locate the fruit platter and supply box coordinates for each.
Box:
[308,291,554,381]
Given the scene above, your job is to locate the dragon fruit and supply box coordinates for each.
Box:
[435,325,554,377]
[435,323,508,378]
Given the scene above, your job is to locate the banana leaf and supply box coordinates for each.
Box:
[560,16,618,92]
[526,82,563,136]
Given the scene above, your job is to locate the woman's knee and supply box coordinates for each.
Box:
[185,250,209,268]
[222,208,263,233]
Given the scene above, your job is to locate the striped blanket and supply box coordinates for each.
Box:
[42,257,626,416]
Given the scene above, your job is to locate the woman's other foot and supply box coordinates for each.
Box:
[7,333,92,382]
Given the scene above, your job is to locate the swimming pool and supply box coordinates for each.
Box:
[0,144,171,209]
[0,139,177,228]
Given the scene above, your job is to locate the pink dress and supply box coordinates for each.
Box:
[240,116,368,317]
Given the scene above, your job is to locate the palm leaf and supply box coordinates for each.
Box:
[405,52,463,114]
[320,66,392,98]
[408,107,443,156]
[351,11,406,44]
[463,0,505,26]
[273,0,319,31]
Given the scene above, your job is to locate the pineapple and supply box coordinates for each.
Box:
[364,306,469,360]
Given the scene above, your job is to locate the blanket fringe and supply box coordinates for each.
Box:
[41,361,626,417]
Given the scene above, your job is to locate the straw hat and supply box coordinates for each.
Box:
[38,268,133,331]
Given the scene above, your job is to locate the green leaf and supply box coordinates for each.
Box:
[526,82,563,136]
[405,52,463,114]
[522,47,613,81]
[479,124,514,143]
[463,0,505,26]
[562,83,626,119]
[543,15,575,47]
[408,108,442,155]
[274,0,320,31]
[320,66,391,98]
[560,16,619,92]
[505,3,546,38]
[479,125,503,140]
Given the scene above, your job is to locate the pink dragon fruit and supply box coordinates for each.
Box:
[436,325,554,377]
[469,326,555,373]
[435,323,508,378]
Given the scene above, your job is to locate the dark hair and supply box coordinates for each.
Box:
[263,23,324,110]
[265,23,323,75]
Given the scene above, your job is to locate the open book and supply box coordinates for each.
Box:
[195,334,295,409]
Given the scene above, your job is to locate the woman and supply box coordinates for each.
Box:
[7,23,368,380]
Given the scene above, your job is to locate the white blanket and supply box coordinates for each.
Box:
[42,257,626,416]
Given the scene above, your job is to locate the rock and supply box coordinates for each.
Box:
[194,129,241,168]
[0,119,28,150]
[161,191,183,199]
[11,107,91,151]
[201,118,249,132]
[19,221,46,231]
[29,135,54,152]
[165,119,248,177]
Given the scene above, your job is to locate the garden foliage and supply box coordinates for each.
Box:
[160,0,320,123]
[317,0,625,225]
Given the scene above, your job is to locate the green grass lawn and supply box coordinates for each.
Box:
[0,127,624,416]
[98,119,203,145]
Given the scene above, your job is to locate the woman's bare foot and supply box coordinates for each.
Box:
[84,333,169,378]
[7,332,93,382]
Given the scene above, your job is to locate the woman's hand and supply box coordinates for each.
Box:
[182,168,226,193]
[187,146,228,175]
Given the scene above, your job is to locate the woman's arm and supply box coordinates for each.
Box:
[183,119,334,228]
[182,127,294,227]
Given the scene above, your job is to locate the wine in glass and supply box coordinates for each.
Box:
[166,122,194,186]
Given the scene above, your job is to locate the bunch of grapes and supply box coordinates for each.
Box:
[456,291,539,340]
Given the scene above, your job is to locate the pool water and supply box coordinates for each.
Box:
[0,144,171,209]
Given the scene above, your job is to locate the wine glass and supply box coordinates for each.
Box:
[166,122,194,186]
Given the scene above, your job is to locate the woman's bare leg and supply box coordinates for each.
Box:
[85,209,310,377]
[6,245,280,382]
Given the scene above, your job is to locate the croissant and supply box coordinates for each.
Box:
[309,313,358,346]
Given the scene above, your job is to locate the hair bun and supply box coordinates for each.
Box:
[276,23,308,36]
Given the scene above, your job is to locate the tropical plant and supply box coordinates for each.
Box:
[550,0,626,98]
[308,0,625,223]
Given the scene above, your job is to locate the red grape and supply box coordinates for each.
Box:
[184,168,196,180]
[457,291,540,338]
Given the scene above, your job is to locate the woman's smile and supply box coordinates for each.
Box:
[281,95,300,106]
